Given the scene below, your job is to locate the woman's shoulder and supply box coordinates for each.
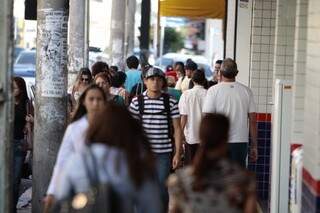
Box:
[69,116,88,128]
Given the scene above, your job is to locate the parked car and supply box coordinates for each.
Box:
[14,47,25,62]
[14,50,36,78]
[155,53,213,79]
[13,50,36,99]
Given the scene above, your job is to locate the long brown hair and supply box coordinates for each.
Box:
[73,68,93,92]
[13,76,29,104]
[193,113,230,191]
[86,103,155,187]
[71,84,106,122]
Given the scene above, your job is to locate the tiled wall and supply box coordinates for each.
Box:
[291,0,308,145]
[302,0,320,211]
[248,114,271,201]
[250,0,276,114]
[272,0,296,82]
[248,0,276,204]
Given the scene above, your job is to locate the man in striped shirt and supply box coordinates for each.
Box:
[129,66,183,211]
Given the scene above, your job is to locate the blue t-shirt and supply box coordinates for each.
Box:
[124,69,142,92]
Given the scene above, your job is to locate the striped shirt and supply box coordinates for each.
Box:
[129,92,180,153]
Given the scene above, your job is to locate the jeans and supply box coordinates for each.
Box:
[154,153,172,212]
[13,139,27,213]
[228,143,248,168]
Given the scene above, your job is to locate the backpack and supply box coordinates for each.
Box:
[137,93,174,141]
[51,148,122,213]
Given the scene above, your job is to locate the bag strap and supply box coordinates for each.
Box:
[137,94,144,118]
[162,93,172,138]
[82,147,99,187]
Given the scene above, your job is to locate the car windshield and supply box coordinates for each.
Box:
[16,52,36,65]
[156,58,174,67]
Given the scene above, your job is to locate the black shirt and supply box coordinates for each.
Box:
[14,102,27,140]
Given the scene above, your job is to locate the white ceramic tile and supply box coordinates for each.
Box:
[261,44,270,53]
[261,53,270,61]
[262,27,271,35]
[252,44,261,52]
[263,1,272,10]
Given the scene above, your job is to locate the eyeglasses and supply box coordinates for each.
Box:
[81,78,89,82]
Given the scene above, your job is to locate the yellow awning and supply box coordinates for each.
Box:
[160,0,225,19]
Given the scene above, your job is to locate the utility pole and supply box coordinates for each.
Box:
[110,0,126,69]
[139,0,151,65]
[33,0,69,212]
[0,0,14,212]
[154,0,161,58]
[68,0,89,88]
[124,0,136,58]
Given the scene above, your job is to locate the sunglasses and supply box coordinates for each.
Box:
[81,78,89,82]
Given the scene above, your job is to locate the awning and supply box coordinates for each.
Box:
[160,0,225,19]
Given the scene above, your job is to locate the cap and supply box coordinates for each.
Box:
[144,66,165,79]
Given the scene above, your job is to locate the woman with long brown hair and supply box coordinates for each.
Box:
[12,76,34,212]
[54,103,163,213]
[168,114,257,213]
[94,72,125,105]
[44,84,106,209]
[68,67,92,104]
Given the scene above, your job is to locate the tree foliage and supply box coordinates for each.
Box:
[163,27,184,54]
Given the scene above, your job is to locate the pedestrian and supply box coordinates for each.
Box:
[109,65,119,73]
[186,60,198,90]
[110,71,129,105]
[91,61,109,78]
[203,58,258,167]
[44,84,106,210]
[214,59,223,82]
[165,65,178,81]
[12,76,34,213]
[129,64,150,102]
[95,72,125,105]
[166,76,182,102]
[168,114,257,213]
[129,66,183,211]
[68,67,92,104]
[124,55,141,93]
[53,103,163,213]
[208,59,223,88]
[178,69,207,165]
[174,61,186,91]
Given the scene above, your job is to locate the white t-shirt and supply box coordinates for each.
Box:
[203,81,256,143]
[179,85,207,144]
[47,116,88,195]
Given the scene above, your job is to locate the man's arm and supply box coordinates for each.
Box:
[172,118,183,169]
[180,115,187,132]
[180,115,187,142]
[249,112,258,162]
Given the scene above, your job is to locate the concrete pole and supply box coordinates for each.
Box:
[154,0,161,58]
[139,0,151,65]
[68,0,89,88]
[0,0,14,212]
[33,0,69,212]
[110,0,126,69]
[124,0,136,58]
